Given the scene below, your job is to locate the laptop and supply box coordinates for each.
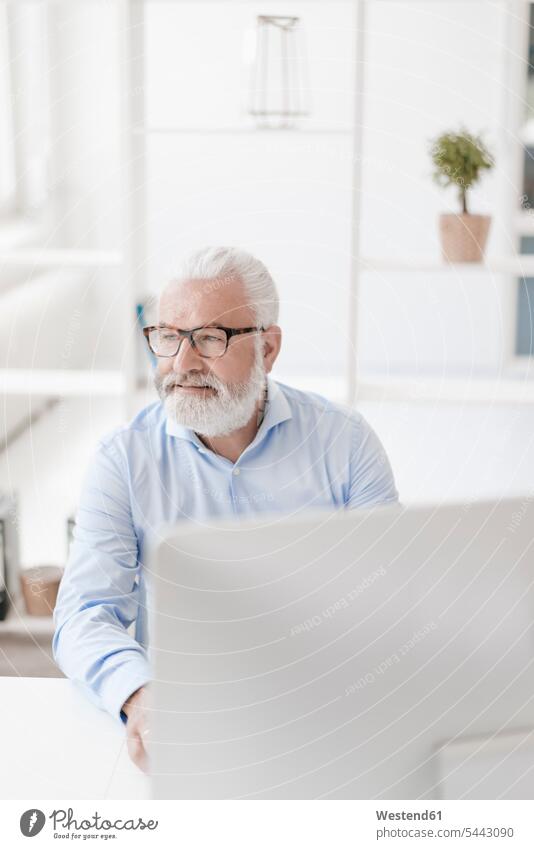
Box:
[147,499,534,799]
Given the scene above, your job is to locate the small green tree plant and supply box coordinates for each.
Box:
[430,129,494,215]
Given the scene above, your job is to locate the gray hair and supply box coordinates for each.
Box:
[171,246,279,328]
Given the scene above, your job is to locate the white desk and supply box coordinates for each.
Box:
[1,677,149,799]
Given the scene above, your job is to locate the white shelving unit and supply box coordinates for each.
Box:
[347,0,533,405]
[2,0,532,411]
[0,2,142,415]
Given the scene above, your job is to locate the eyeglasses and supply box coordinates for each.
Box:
[143,324,264,359]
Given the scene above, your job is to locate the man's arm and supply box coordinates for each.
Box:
[52,438,151,724]
[346,414,399,508]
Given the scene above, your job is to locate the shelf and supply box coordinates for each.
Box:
[360,256,534,275]
[0,249,123,268]
[356,375,534,405]
[0,369,128,397]
[133,126,353,136]
[0,595,55,638]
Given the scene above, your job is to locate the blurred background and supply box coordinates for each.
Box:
[0,0,533,675]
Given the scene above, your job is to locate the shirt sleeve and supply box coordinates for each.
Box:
[346,414,399,509]
[52,437,151,724]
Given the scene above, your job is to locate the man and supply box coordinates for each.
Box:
[53,246,398,773]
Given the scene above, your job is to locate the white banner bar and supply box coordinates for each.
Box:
[2,799,534,848]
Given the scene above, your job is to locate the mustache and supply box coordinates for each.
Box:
[159,373,221,393]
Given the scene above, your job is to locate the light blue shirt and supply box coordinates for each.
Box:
[53,378,398,724]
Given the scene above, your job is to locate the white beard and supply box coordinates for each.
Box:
[155,341,266,438]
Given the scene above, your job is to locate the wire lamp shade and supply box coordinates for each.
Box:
[249,15,310,128]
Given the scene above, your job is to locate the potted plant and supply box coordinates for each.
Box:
[430,129,494,262]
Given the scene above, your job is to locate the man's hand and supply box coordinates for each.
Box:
[122,686,150,773]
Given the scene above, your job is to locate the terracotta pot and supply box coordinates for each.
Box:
[20,566,63,616]
[439,213,491,263]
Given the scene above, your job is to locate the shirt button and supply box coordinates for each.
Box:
[233,468,241,476]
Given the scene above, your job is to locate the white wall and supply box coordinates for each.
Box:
[361,399,534,505]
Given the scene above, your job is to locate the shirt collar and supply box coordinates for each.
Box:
[164,376,292,450]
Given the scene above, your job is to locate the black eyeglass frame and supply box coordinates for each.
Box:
[143,324,265,359]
